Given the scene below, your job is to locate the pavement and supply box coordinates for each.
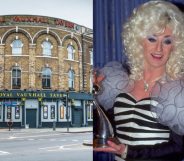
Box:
[0,126,93,133]
[0,126,93,146]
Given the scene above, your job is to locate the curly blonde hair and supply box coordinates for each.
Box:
[122,0,184,80]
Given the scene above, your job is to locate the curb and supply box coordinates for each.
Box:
[83,141,93,146]
[0,128,93,133]
[59,130,92,133]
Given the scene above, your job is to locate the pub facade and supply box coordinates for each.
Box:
[0,15,93,128]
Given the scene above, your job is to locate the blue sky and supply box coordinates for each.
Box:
[0,0,93,29]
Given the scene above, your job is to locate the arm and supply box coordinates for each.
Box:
[95,131,184,161]
[127,130,184,160]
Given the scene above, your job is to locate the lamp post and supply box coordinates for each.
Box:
[64,91,69,132]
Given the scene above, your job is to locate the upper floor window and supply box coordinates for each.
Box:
[12,67,21,89]
[68,70,74,89]
[11,39,23,55]
[67,45,75,60]
[42,67,51,89]
[90,49,93,65]
[42,41,52,56]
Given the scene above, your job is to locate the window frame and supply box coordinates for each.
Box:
[12,67,21,89]
[68,70,74,89]
[67,45,75,60]
[42,67,52,89]
[41,41,53,56]
[11,39,23,55]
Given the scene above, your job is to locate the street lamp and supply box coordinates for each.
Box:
[63,91,69,132]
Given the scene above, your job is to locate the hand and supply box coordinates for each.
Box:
[94,140,126,155]
[92,70,105,94]
[93,70,105,86]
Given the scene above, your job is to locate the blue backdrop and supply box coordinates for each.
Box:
[93,0,184,68]
[93,0,184,160]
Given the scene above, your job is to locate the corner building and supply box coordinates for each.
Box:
[0,15,93,128]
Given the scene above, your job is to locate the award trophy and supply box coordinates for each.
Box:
[93,82,120,148]
[93,99,117,148]
[93,62,131,148]
[93,64,124,148]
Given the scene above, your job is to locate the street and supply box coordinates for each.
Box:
[0,128,93,161]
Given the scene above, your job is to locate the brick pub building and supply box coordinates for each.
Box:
[0,15,93,128]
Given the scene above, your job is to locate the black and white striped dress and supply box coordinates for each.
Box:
[114,93,170,161]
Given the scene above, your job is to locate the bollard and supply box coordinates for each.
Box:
[7,120,13,131]
[53,121,56,131]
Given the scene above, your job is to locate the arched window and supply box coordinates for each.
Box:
[42,68,51,89]
[42,41,52,56]
[11,39,23,55]
[68,70,74,89]
[12,67,21,89]
[67,45,74,60]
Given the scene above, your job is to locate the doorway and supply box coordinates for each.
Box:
[26,109,37,128]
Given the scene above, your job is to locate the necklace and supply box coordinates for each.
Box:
[143,76,163,92]
[143,80,149,92]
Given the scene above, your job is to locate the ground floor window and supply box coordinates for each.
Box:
[41,102,56,122]
[0,104,2,120]
[43,105,48,119]
[5,104,22,122]
[59,102,71,121]
[7,106,12,119]
[15,106,20,119]
[87,104,93,120]
[60,105,65,119]
[50,105,55,119]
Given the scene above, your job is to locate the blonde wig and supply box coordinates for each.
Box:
[122,0,184,80]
